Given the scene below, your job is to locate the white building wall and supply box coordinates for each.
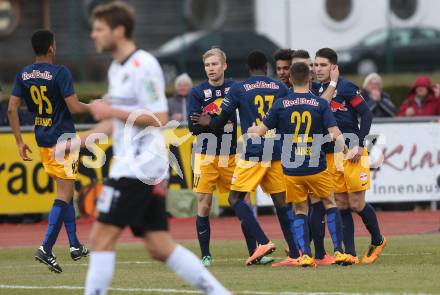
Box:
[256,0,439,55]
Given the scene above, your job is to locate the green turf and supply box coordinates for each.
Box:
[0,235,439,294]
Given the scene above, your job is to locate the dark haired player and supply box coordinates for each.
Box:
[274,49,294,88]
[8,29,90,273]
[248,62,350,267]
[314,47,387,264]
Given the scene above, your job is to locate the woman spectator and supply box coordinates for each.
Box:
[362,73,396,117]
[398,75,440,117]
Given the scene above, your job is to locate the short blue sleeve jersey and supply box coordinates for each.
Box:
[263,91,337,176]
[187,79,237,155]
[221,76,289,161]
[12,63,76,147]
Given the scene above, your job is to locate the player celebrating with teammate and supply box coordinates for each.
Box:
[192,51,301,266]
[8,29,90,273]
[248,62,350,267]
[186,48,240,267]
[274,49,294,88]
[314,48,387,264]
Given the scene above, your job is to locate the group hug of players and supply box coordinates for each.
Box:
[187,47,387,268]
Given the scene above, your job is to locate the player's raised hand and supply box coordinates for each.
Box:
[330,64,339,83]
[18,143,32,161]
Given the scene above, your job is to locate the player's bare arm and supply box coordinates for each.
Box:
[328,125,348,154]
[89,99,168,127]
[7,95,32,161]
[65,94,91,114]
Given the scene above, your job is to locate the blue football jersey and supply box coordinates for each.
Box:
[263,91,337,176]
[317,77,365,152]
[221,75,289,161]
[317,78,364,135]
[12,63,76,147]
[187,79,237,155]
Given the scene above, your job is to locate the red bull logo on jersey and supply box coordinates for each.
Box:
[330,100,348,112]
[202,98,223,114]
[283,98,319,108]
[22,70,53,81]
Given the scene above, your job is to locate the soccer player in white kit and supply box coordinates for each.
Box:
[83,2,232,295]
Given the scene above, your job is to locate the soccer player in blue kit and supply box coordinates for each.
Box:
[314,48,387,264]
[248,62,350,267]
[192,51,301,266]
[8,29,90,273]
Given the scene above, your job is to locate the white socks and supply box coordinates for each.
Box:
[84,251,116,295]
[166,244,231,295]
[84,246,231,295]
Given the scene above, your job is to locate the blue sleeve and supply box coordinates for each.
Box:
[342,80,361,105]
[355,102,373,147]
[221,84,240,115]
[12,72,23,97]
[56,66,75,98]
[262,100,280,129]
[320,100,337,128]
[187,88,212,135]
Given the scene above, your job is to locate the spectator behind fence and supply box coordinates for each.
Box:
[168,73,192,122]
[398,75,440,117]
[361,73,396,117]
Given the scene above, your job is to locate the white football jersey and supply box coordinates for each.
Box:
[107,49,169,183]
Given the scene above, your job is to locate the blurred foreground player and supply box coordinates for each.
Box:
[84,3,232,294]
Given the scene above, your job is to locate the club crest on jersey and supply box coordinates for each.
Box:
[360,172,368,182]
[203,89,212,99]
[215,89,222,97]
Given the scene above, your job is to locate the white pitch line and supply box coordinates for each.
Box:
[0,284,433,295]
[0,284,371,294]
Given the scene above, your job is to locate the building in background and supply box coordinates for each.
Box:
[256,0,440,59]
[1,0,439,82]
[0,0,254,82]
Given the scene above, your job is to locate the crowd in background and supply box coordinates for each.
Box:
[167,71,440,120]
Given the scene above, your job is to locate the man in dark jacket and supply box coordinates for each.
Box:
[361,73,396,117]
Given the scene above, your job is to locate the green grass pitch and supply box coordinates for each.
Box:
[0,235,439,294]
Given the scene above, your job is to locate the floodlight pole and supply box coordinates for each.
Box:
[385,1,394,73]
